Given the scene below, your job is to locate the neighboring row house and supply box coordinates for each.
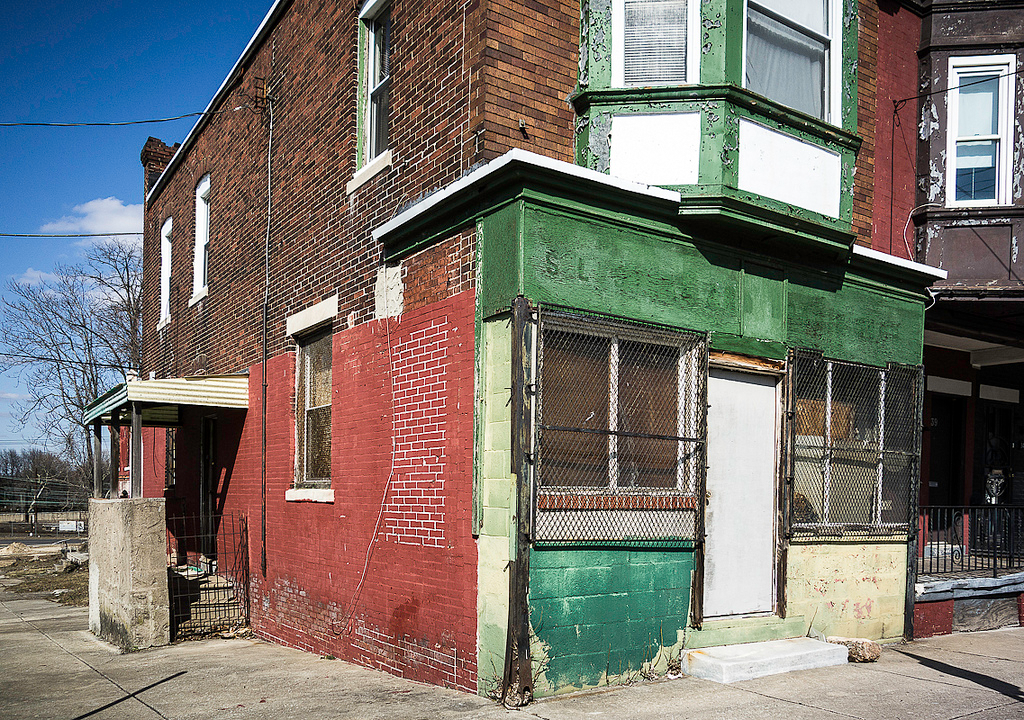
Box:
[86,0,951,698]
[909,2,1024,637]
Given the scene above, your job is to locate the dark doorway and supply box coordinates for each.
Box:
[200,416,217,565]
[929,394,965,507]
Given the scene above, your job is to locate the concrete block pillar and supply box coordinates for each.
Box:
[88,498,170,649]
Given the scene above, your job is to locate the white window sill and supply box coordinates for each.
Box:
[347,149,392,195]
[157,316,171,331]
[188,286,208,307]
[285,488,335,503]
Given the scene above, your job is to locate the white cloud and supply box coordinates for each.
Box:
[16,268,58,286]
[40,197,143,237]
[0,392,28,401]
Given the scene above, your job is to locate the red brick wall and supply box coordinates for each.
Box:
[913,599,953,638]
[870,1,922,259]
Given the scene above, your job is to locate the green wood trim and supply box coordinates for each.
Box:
[573,85,861,151]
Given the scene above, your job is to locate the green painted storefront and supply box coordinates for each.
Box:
[378,152,937,697]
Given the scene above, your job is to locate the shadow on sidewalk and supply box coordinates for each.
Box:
[71,671,187,720]
[895,650,1024,702]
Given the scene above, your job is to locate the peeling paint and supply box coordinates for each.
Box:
[920,102,939,141]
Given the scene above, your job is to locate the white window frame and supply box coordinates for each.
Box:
[361,0,391,162]
[743,0,842,124]
[190,174,211,305]
[946,54,1016,208]
[612,0,700,88]
[158,217,172,329]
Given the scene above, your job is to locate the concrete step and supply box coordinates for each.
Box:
[683,637,847,684]
[684,615,807,649]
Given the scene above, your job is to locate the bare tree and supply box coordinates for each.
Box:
[0,238,142,467]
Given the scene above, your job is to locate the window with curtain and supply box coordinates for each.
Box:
[947,56,1015,206]
[159,217,172,326]
[745,0,831,121]
[191,174,211,302]
[366,7,391,161]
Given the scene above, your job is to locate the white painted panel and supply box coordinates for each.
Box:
[979,385,1019,404]
[704,369,778,618]
[610,113,701,186]
[927,376,972,397]
[737,119,841,218]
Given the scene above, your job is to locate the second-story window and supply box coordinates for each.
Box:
[614,0,697,87]
[364,4,391,162]
[947,55,1016,207]
[745,0,837,122]
[192,174,211,302]
[159,217,172,327]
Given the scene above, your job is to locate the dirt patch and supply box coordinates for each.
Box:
[0,557,89,606]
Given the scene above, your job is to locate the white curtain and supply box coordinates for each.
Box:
[745,7,825,119]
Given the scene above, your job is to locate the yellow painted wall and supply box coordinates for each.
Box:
[476,318,514,697]
[786,540,907,640]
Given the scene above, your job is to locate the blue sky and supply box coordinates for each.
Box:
[0,0,272,451]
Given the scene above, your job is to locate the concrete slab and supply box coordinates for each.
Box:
[683,637,848,683]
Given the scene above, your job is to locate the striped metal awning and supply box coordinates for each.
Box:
[83,374,249,426]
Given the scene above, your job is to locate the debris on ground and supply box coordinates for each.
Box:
[0,557,89,606]
[827,636,882,663]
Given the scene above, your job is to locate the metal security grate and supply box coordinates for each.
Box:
[534,308,707,543]
[166,514,250,640]
[789,350,922,536]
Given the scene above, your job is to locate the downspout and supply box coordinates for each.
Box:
[261,94,274,578]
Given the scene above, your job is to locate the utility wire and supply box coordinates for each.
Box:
[0,351,132,371]
[0,105,251,128]
[0,232,142,238]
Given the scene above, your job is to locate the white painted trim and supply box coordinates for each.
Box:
[347,149,392,195]
[979,384,1019,404]
[851,245,948,279]
[286,294,339,336]
[945,54,1016,208]
[187,285,208,308]
[372,148,681,243]
[358,0,388,19]
[927,376,972,397]
[285,488,335,503]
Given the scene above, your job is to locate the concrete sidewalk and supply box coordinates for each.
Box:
[2,585,1022,720]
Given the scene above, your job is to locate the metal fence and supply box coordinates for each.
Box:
[0,511,89,538]
[166,514,249,639]
[533,308,707,544]
[789,350,922,536]
[919,505,1024,578]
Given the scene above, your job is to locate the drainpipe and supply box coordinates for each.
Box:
[261,95,275,578]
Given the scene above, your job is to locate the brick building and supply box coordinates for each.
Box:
[86,0,948,699]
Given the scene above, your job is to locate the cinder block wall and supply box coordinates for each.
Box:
[88,498,170,650]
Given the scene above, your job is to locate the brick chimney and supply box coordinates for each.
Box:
[140,137,180,195]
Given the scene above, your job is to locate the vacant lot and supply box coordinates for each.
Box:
[0,556,88,606]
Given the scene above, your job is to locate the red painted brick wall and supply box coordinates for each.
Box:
[913,598,953,638]
[870,1,922,259]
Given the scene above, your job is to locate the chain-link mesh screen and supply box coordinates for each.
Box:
[534,309,707,543]
[296,330,332,487]
[789,350,921,535]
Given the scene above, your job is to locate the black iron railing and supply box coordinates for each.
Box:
[918,505,1024,578]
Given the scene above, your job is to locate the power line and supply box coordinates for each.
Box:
[0,351,133,372]
[0,232,142,238]
[0,105,251,128]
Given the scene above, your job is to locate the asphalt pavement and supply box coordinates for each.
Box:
[2,580,1023,719]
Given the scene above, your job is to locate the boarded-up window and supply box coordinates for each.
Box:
[535,309,707,543]
[296,330,332,487]
[165,428,176,489]
[789,350,921,535]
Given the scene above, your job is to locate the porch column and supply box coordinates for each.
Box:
[110,408,121,499]
[92,421,102,498]
[131,402,142,498]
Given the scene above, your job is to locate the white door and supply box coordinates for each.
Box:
[703,368,778,618]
